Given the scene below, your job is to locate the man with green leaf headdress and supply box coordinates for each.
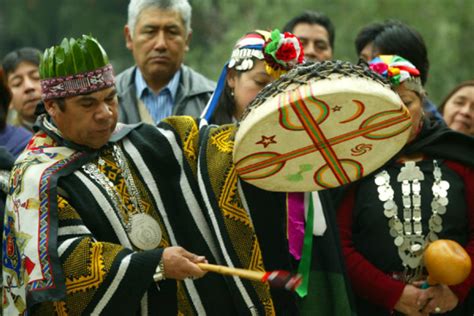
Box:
[2,35,211,315]
[3,34,357,315]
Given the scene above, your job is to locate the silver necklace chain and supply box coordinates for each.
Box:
[82,144,144,231]
[110,145,146,215]
[374,160,450,280]
[82,144,162,250]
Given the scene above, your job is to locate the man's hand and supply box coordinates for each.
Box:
[162,246,207,280]
[393,284,426,316]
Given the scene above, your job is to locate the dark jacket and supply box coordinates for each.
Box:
[0,145,14,204]
[115,65,215,124]
[0,146,14,281]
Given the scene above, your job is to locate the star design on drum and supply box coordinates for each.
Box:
[256,135,277,148]
[332,105,342,112]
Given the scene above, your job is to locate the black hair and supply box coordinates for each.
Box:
[2,47,42,77]
[373,21,429,85]
[355,20,429,85]
[354,21,390,56]
[0,69,11,130]
[283,11,335,49]
[209,82,236,125]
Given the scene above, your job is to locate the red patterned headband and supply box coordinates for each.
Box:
[41,64,115,100]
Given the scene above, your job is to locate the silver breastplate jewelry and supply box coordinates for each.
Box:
[82,144,162,250]
[374,160,449,282]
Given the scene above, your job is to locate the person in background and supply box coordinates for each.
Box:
[282,11,334,62]
[116,0,215,124]
[0,68,31,158]
[354,20,444,122]
[2,47,43,131]
[354,20,391,63]
[337,55,474,315]
[439,80,474,136]
[201,29,304,124]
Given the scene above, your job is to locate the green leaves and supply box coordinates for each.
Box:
[84,35,109,69]
[39,47,55,79]
[71,38,86,75]
[39,34,109,79]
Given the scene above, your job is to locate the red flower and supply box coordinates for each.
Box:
[276,42,297,62]
[370,62,388,75]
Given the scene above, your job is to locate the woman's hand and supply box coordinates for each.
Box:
[417,284,459,314]
[393,284,426,316]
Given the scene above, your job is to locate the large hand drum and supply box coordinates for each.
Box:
[234,61,412,192]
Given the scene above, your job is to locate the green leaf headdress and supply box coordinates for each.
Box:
[40,35,115,100]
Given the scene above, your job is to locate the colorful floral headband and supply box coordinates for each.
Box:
[228,29,304,78]
[263,29,304,78]
[202,29,304,121]
[369,55,424,95]
[228,32,266,71]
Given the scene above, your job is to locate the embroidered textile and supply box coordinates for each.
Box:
[3,116,293,315]
[41,64,115,100]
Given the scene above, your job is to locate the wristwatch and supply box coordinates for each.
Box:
[153,258,166,282]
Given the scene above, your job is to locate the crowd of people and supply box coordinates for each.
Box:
[0,0,473,315]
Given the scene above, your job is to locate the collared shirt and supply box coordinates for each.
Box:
[134,68,181,123]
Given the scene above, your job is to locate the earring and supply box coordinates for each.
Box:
[230,89,235,97]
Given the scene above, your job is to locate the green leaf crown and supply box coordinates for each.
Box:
[39,35,109,79]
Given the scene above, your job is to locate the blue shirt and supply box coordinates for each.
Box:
[134,68,181,123]
[423,98,444,123]
[0,124,32,158]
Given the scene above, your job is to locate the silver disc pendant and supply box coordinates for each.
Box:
[375,175,386,186]
[129,213,162,250]
[394,236,404,246]
[436,205,447,215]
[428,231,438,242]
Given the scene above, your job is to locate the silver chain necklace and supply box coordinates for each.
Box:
[374,160,450,281]
[82,144,162,250]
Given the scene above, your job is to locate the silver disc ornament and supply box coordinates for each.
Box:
[129,213,162,250]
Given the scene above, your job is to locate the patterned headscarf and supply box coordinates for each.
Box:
[39,35,115,100]
[369,55,425,96]
[202,29,304,121]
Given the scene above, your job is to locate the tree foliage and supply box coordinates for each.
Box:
[1,0,472,105]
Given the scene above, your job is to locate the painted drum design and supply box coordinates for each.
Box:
[234,63,411,192]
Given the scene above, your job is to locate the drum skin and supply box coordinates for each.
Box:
[234,74,412,192]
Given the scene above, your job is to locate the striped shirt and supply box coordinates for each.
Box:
[134,68,181,123]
